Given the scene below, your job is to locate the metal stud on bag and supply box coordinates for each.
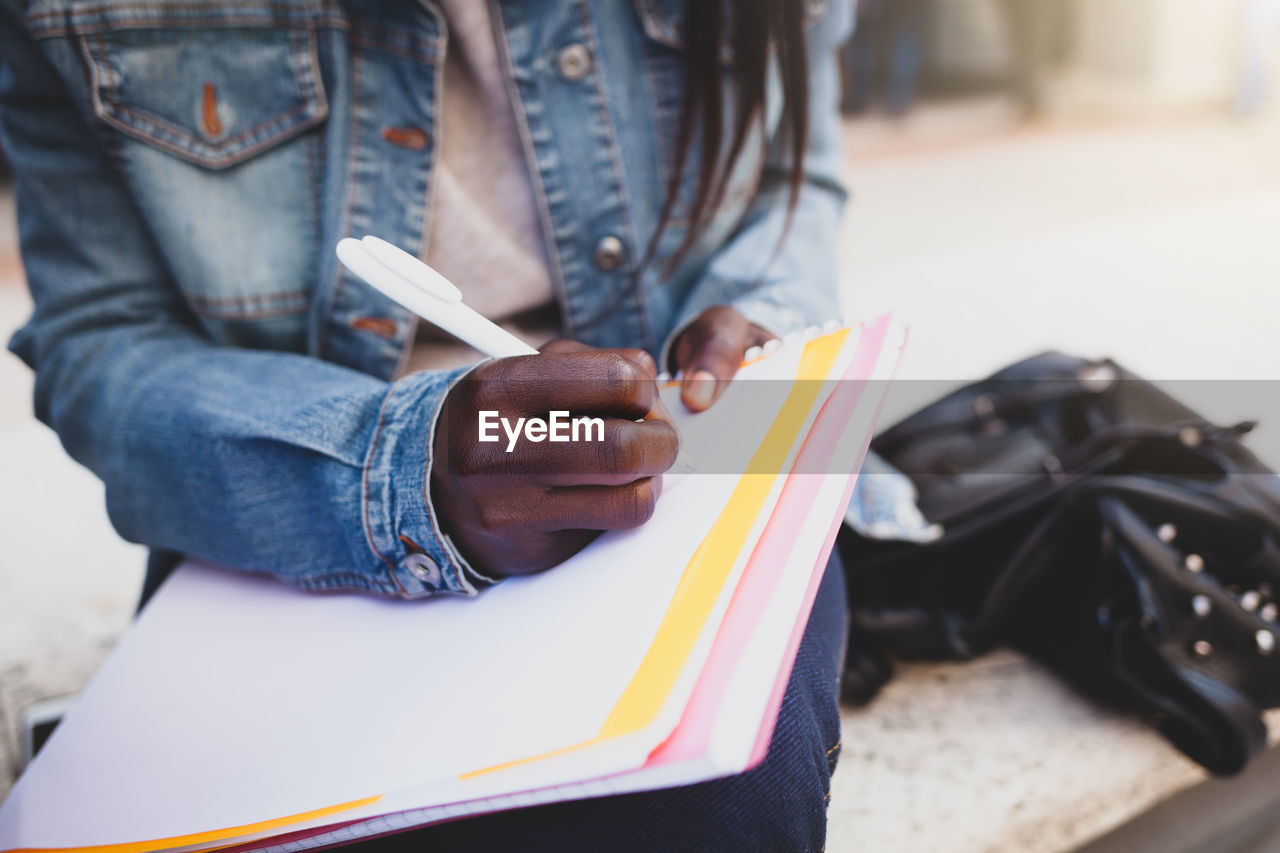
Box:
[1193,640,1214,657]
[1262,602,1278,623]
[1257,630,1276,655]
[1043,454,1065,480]
[972,395,1007,436]
[1078,363,1118,393]
[1241,590,1262,613]
[1157,523,1177,543]
[1184,554,1205,573]
[1192,595,1212,618]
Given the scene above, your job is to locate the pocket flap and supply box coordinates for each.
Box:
[75,18,328,170]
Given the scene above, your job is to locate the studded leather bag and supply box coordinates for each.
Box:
[837,352,1280,774]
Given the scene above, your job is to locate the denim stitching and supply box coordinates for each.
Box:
[487,0,576,339]
[73,34,132,190]
[187,302,308,321]
[26,1,332,23]
[825,738,842,775]
[423,362,489,592]
[78,28,327,170]
[632,0,681,48]
[296,573,397,595]
[300,572,393,586]
[181,289,309,320]
[316,34,363,358]
[80,31,113,146]
[639,27,677,188]
[572,0,654,352]
[26,2,347,36]
[362,384,408,596]
[296,23,329,120]
[377,5,436,383]
[185,289,308,307]
[381,8,438,379]
[636,0,699,246]
[301,31,324,257]
[111,97,310,151]
[30,12,349,40]
[349,23,440,64]
[349,35,433,64]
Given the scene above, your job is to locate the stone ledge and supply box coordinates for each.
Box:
[830,650,1280,852]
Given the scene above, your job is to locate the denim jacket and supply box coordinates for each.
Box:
[0,0,853,599]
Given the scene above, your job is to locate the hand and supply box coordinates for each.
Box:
[670,305,774,412]
[431,344,680,578]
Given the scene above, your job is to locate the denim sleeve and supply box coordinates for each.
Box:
[661,1,853,365]
[0,10,488,599]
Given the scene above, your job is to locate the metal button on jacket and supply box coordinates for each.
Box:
[557,43,592,80]
[405,552,441,585]
[593,235,625,271]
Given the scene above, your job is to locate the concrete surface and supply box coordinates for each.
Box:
[3,107,1280,850]
[1079,747,1280,853]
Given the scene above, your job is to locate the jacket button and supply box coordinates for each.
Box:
[557,43,592,80]
[405,552,441,586]
[593,235,625,271]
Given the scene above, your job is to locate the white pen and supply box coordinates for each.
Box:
[335,236,538,358]
[337,235,695,474]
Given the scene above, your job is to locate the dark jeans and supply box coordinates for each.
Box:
[355,554,849,852]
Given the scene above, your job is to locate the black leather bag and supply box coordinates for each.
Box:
[838,352,1280,774]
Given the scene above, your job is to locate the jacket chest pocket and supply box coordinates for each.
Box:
[80,24,328,170]
[28,2,337,344]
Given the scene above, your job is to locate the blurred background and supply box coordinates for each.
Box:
[3,1,1280,849]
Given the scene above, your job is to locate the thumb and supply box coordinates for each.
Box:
[675,307,753,412]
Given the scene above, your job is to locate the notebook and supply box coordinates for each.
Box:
[0,317,905,853]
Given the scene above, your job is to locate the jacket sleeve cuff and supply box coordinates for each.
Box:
[361,363,497,599]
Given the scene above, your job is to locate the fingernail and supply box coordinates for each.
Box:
[685,370,717,408]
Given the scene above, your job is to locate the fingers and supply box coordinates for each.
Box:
[455,416,680,486]
[541,417,679,485]
[477,351,662,421]
[499,530,603,576]
[432,342,680,578]
[538,338,594,355]
[614,347,659,380]
[532,477,664,532]
[539,339,658,380]
[673,306,752,412]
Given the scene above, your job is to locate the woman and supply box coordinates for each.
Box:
[1,0,854,848]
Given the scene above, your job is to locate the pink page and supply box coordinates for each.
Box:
[647,315,892,768]
[745,323,905,767]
